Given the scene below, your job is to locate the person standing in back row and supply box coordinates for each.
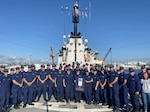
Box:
[108,64,120,112]
[37,65,48,101]
[84,70,93,105]
[12,67,23,109]
[63,69,74,103]
[23,65,36,108]
[128,68,141,112]
[118,67,129,111]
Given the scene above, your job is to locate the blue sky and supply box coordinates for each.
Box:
[0,0,150,63]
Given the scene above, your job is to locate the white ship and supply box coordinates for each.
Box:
[57,0,105,67]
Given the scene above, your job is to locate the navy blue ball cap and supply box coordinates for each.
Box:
[21,65,24,68]
[58,68,62,70]
[47,64,50,66]
[146,67,150,71]
[41,65,45,68]
[28,65,32,68]
[16,67,20,70]
[109,64,114,68]
[104,65,108,68]
[129,68,134,72]
[10,68,14,71]
[4,69,8,72]
[117,69,120,72]
[1,65,5,68]
[85,63,89,66]
[77,63,80,66]
[52,64,56,67]
[31,64,35,67]
[119,66,124,70]
[141,65,146,69]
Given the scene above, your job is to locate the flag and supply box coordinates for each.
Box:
[75,7,79,15]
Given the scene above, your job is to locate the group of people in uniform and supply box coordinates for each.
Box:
[0,63,150,112]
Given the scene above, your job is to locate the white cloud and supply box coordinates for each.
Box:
[0,55,51,64]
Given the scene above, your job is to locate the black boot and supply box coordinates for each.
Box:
[14,105,18,109]
[23,104,27,108]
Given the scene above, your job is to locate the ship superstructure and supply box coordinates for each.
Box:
[57,0,103,66]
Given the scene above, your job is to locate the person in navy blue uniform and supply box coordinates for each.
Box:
[48,64,57,100]
[138,65,146,79]
[118,66,129,111]
[12,67,23,109]
[84,70,93,104]
[54,68,64,102]
[0,65,5,73]
[0,67,4,112]
[0,69,11,112]
[8,68,15,108]
[74,69,83,103]
[37,65,48,101]
[127,68,141,112]
[108,64,120,112]
[22,65,36,108]
[63,69,74,103]
[99,68,107,105]
[92,69,100,104]
[31,64,38,102]
[45,64,52,101]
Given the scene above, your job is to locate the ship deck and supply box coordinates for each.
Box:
[10,96,112,112]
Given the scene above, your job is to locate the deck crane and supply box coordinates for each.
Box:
[103,48,112,65]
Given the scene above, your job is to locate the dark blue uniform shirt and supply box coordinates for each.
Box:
[127,74,141,94]
[50,69,58,79]
[85,75,93,87]
[118,72,129,85]
[138,72,144,79]
[99,73,107,84]
[23,71,36,83]
[0,75,11,91]
[12,73,22,87]
[64,73,74,85]
[56,73,64,86]
[108,71,119,86]
[38,70,48,80]
[92,74,99,88]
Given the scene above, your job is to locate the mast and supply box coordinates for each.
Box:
[72,0,81,63]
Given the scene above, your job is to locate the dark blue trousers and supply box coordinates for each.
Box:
[65,84,74,100]
[56,85,64,100]
[93,87,100,102]
[75,91,82,101]
[0,88,5,109]
[100,88,107,103]
[12,86,22,105]
[109,86,120,107]
[38,83,47,99]
[85,85,92,102]
[23,85,34,103]
[129,92,140,111]
[119,86,129,109]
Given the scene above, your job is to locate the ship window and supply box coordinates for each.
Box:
[78,43,81,46]
[70,43,73,45]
